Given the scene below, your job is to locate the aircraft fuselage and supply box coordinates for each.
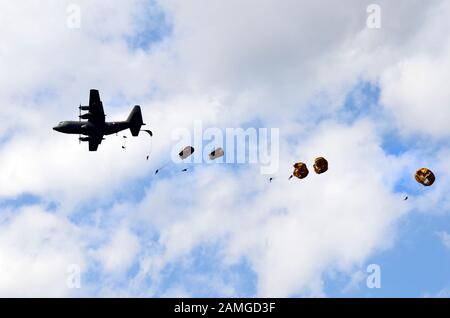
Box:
[53,121,131,136]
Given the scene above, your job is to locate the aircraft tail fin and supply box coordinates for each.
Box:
[127,106,144,137]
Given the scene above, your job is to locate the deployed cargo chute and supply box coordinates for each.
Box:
[179,146,195,160]
[209,148,224,160]
[313,157,328,174]
[292,162,309,179]
[415,168,435,187]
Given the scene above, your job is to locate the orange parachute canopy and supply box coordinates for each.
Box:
[313,157,328,174]
[415,168,435,187]
[293,162,309,179]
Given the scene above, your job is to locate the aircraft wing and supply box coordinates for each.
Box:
[88,136,103,152]
[88,89,105,124]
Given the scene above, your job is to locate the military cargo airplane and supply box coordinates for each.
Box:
[53,89,147,151]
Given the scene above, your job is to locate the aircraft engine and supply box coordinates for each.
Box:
[79,112,93,120]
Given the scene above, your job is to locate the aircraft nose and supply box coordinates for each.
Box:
[53,125,61,132]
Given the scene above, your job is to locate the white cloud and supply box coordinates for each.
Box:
[342,270,366,294]
[95,227,140,273]
[0,206,86,297]
[380,49,450,138]
[436,231,450,249]
[379,0,450,138]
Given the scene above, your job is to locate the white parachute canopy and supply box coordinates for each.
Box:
[179,146,195,160]
[209,147,224,160]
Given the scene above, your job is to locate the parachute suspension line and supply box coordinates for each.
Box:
[146,134,153,160]
[138,129,153,160]
[154,146,195,176]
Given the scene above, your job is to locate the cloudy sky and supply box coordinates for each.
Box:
[0,0,449,297]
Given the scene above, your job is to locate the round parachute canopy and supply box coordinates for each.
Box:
[313,157,328,174]
[293,162,309,179]
[415,168,435,187]
[179,146,195,160]
[209,148,224,160]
